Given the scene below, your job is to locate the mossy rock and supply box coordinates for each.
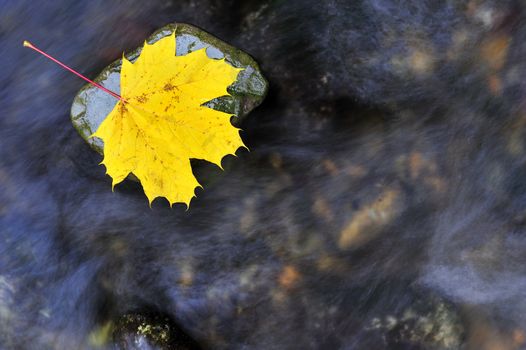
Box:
[112,312,201,350]
[70,23,268,155]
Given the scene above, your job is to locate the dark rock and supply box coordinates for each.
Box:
[112,312,201,350]
[70,23,268,155]
[367,292,465,350]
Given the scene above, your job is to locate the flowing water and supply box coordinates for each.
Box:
[2,0,526,349]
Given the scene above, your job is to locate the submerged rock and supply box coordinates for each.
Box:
[70,23,268,155]
[112,312,201,350]
[367,292,465,350]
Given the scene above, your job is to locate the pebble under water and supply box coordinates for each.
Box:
[3,0,526,349]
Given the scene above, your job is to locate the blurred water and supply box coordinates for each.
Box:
[3,0,526,349]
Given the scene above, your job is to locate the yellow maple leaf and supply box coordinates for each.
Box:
[90,32,245,207]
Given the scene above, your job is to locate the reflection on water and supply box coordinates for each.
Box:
[3,0,526,349]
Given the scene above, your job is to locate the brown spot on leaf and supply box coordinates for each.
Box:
[119,103,128,113]
[136,94,148,103]
[163,82,177,91]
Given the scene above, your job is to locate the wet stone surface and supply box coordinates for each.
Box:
[70,22,268,155]
[366,290,465,350]
[112,312,201,350]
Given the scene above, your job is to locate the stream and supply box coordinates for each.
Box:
[2,1,526,349]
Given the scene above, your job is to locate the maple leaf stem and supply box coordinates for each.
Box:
[23,40,126,102]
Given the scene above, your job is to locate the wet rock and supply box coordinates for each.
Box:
[368,293,465,350]
[338,187,405,250]
[70,23,268,155]
[112,312,201,350]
